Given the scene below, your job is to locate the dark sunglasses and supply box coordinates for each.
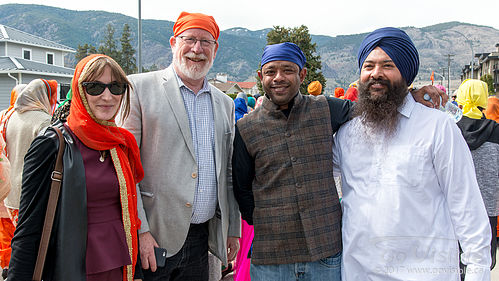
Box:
[82,81,127,96]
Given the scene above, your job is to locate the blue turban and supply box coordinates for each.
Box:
[234,97,248,121]
[261,42,306,69]
[357,27,419,85]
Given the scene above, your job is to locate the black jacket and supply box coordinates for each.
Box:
[8,122,142,280]
[457,115,499,150]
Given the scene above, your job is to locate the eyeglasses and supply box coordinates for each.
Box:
[82,82,127,96]
[177,36,217,48]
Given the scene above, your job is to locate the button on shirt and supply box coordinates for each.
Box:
[333,94,491,281]
[175,72,217,224]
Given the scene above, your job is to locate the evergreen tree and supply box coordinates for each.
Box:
[480,74,494,95]
[75,44,89,63]
[142,64,159,73]
[89,45,97,55]
[260,25,327,95]
[256,71,264,95]
[119,24,136,75]
[75,43,97,62]
[98,23,121,62]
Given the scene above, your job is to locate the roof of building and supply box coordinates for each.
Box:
[0,56,74,76]
[483,52,499,61]
[211,82,243,93]
[0,25,75,52]
[477,53,491,61]
[230,81,257,89]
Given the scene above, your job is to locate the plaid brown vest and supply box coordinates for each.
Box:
[237,93,342,265]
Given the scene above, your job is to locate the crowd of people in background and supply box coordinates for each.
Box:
[0,10,496,281]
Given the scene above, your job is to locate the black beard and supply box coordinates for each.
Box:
[353,78,408,138]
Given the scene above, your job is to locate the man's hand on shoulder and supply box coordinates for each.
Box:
[139,231,160,272]
[412,85,448,108]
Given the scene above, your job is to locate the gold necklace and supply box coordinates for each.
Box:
[99,151,106,162]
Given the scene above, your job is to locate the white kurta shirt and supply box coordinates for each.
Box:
[333,94,491,281]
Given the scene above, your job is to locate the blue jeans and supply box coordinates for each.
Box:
[250,252,341,281]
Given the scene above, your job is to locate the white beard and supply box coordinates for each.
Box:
[172,48,213,81]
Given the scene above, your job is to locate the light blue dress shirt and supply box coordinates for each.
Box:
[175,71,217,224]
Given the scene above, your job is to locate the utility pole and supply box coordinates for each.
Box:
[137,0,142,73]
[451,30,474,79]
[446,54,454,94]
[431,69,445,87]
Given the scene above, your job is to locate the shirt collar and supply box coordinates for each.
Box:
[173,68,211,95]
[398,92,415,118]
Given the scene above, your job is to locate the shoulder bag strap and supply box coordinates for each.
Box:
[32,126,65,281]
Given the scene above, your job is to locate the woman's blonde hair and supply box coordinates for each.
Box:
[79,56,132,123]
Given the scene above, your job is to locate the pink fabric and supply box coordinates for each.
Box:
[255,96,264,109]
[434,84,446,93]
[234,219,254,281]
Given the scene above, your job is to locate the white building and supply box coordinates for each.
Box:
[0,24,75,108]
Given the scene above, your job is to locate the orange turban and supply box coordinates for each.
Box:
[485,96,499,123]
[307,81,322,96]
[173,11,220,40]
[334,87,344,98]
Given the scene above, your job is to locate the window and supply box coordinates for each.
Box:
[22,48,31,60]
[46,53,54,65]
[59,83,70,100]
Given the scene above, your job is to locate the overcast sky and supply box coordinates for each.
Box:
[2,0,499,37]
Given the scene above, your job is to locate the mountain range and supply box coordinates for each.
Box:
[0,4,498,90]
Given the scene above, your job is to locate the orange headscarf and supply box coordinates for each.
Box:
[344,87,358,102]
[485,96,499,123]
[173,11,220,40]
[334,87,345,98]
[66,54,144,281]
[7,84,26,112]
[41,79,58,114]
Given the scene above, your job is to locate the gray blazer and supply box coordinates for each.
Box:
[120,66,240,264]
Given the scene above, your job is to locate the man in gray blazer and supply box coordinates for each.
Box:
[120,11,240,280]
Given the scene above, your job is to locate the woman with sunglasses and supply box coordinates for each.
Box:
[8,54,144,281]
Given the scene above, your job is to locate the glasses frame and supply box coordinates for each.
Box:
[82,81,127,96]
[177,36,217,48]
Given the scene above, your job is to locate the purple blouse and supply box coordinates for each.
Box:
[68,127,131,275]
